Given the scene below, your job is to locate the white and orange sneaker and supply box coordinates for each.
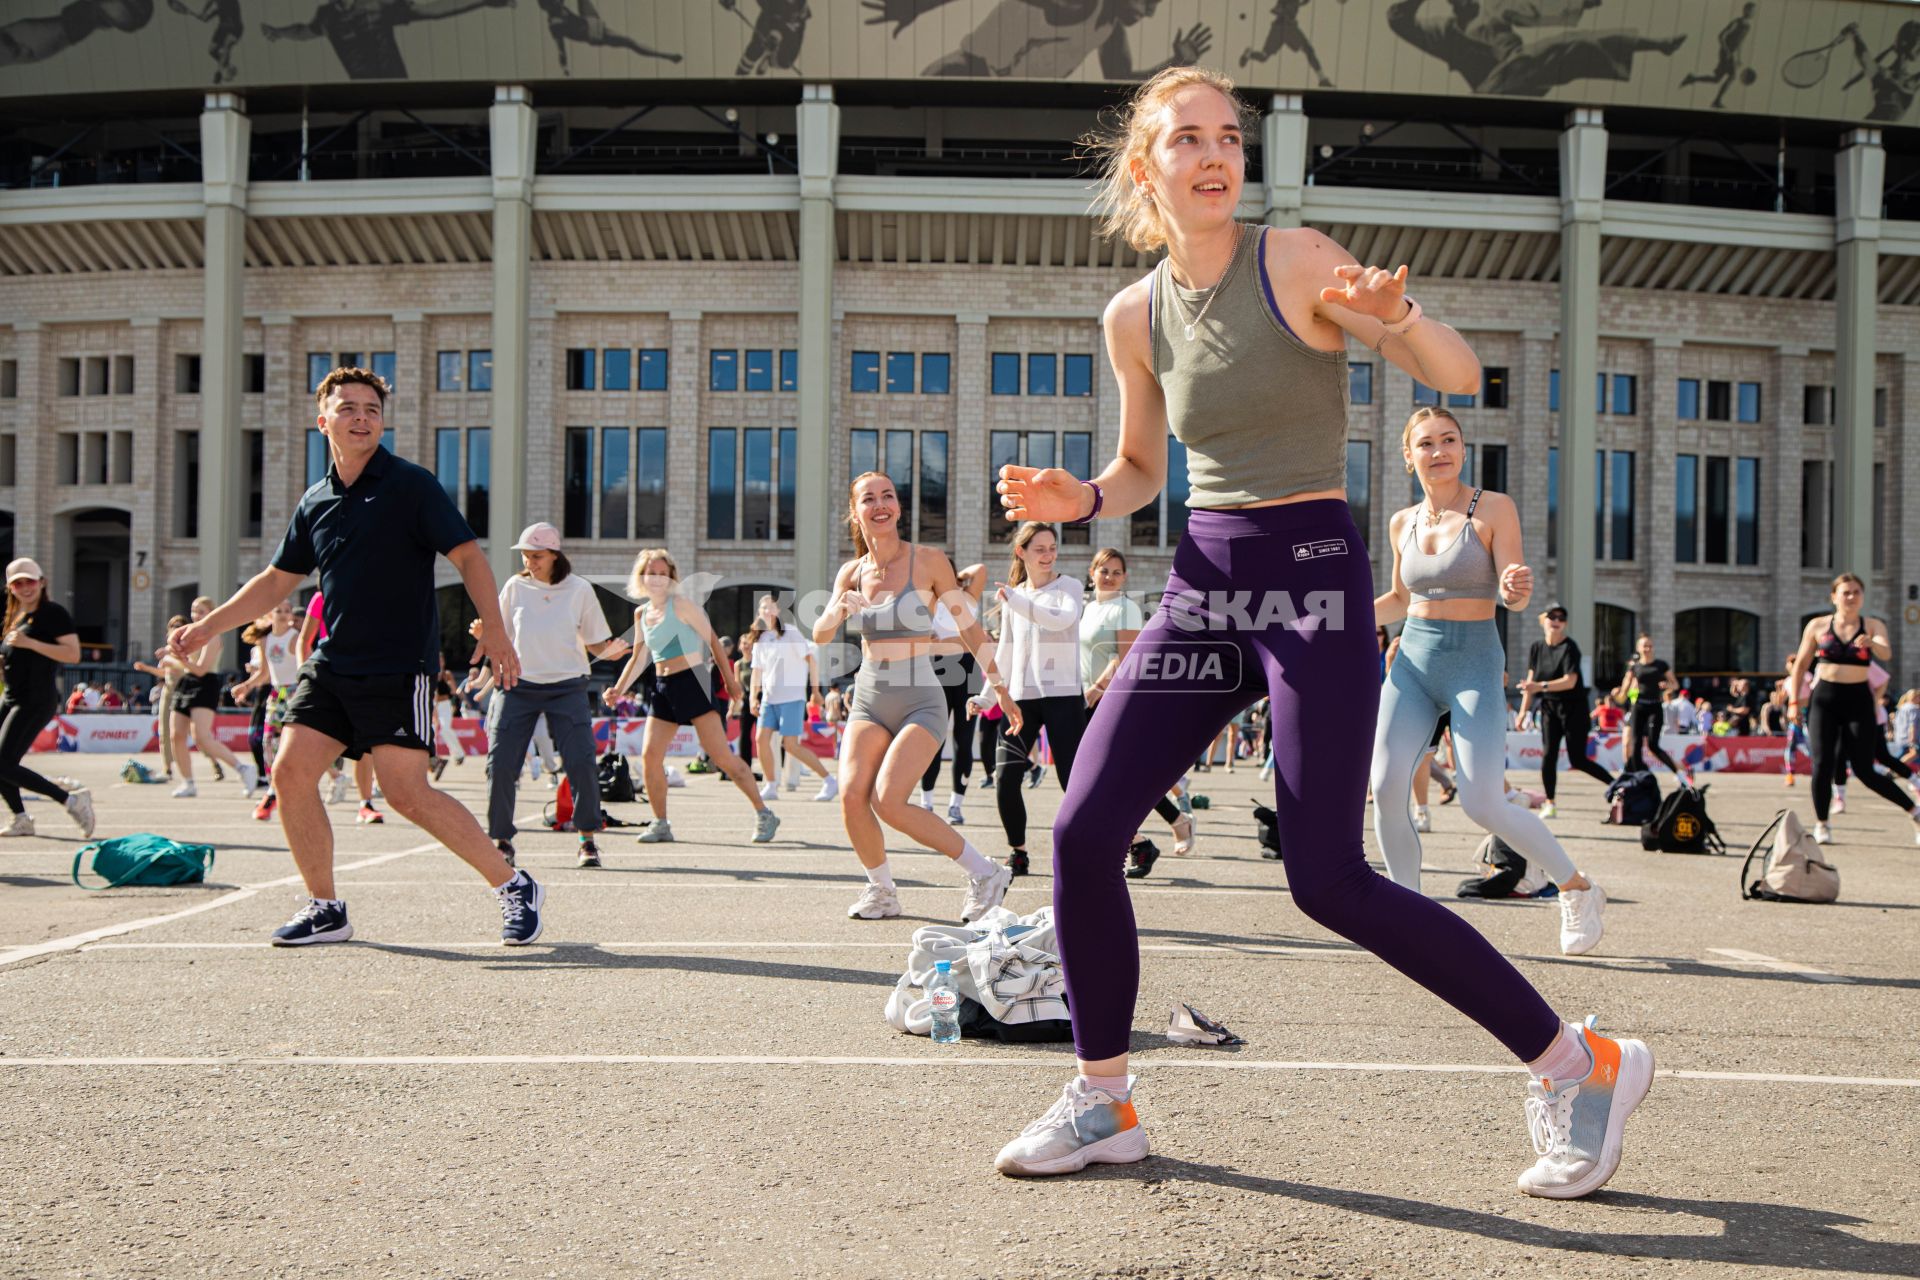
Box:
[995,1076,1149,1177]
[1518,1019,1654,1199]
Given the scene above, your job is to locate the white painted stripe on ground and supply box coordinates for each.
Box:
[321,880,1310,896]
[74,940,1334,955]
[0,842,443,970]
[1707,947,1849,983]
[0,1053,1912,1088]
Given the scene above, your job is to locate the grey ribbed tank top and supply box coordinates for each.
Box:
[1150,224,1349,509]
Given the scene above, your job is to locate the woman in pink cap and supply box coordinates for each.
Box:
[0,558,95,838]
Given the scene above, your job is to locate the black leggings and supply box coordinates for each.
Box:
[1539,698,1613,800]
[0,692,68,815]
[920,653,977,797]
[975,710,1003,788]
[995,694,1087,849]
[1810,680,1914,821]
[1626,700,1677,773]
[247,694,269,775]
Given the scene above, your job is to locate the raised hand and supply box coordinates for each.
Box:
[1172,22,1212,63]
[1320,263,1411,323]
[997,465,1090,524]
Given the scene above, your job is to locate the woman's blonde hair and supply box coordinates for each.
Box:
[1897,688,1917,708]
[2,574,45,642]
[845,471,892,559]
[1085,65,1252,254]
[1401,405,1464,457]
[625,548,679,599]
[1006,521,1056,591]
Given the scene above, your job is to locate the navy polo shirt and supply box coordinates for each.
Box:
[271,446,476,676]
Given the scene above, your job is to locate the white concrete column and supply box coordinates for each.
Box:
[795,84,840,605]
[1893,352,1920,687]
[127,317,164,654]
[953,313,990,569]
[667,311,703,567]
[488,85,537,581]
[1556,108,1605,651]
[1516,329,1554,605]
[1833,127,1882,596]
[1645,338,1680,658]
[198,92,249,635]
[1769,346,1809,668]
[1263,94,1306,230]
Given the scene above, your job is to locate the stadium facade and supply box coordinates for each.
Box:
[1,0,1917,687]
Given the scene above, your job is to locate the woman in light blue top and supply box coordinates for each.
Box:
[1371,407,1604,957]
[604,548,778,846]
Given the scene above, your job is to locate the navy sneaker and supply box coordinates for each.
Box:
[271,898,353,947]
[495,871,545,946]
[577,836,601,868]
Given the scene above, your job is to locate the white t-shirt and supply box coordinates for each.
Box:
[498,574,613,684]
[998,576,1085,702]
[1078,594,1145,687]
[258,629,302,687]
[752,628,814,705]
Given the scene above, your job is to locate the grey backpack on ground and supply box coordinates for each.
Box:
[1742,809,1839,904]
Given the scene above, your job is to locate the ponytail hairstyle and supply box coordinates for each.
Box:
[1005,520,1054,591]
[1,574,44,643]
[845,471,892,560]
[1083,65,1251,254]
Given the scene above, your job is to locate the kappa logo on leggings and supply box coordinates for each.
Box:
[1292,539,1349,561]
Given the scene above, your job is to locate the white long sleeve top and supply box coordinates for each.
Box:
[997,575,1085,702]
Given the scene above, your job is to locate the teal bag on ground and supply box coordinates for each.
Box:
[71,834,216,891]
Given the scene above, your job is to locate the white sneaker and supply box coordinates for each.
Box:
[1832,788,1847,814]
[0,812,34,837]
[758,781,778,802]
[960,862,1013,923]
[1558,883,1606,956]
[329,774,350,805]
[1813,821,1832,845]
[238,763,259,797]
[1518,1022,1654,1199]
[846,883,902,920]
[751,807,781,844]
[994,1077,1149,1177]
[918,789,935,812]
[664,766,686,789]
[947,795,965,824]
[637,818,675,843]
[1540,801,1558,818]
[1413,805,1431,833]
[64,788,96,838]
[1512,865,1552,898]
[172,781,197,798]
[813,775,839,802]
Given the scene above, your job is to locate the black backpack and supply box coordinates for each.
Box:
[1640,783,1725,855]
[1605,770,1662,826]
[1253,804,1282,860]
[597,750,638,804]
[1456,834,1528,898]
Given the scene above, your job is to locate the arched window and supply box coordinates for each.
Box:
[1675,607,1760,674]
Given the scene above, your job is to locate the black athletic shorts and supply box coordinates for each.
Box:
[173,675,223,715]
[282,660,434,759]
[648,667,715,726]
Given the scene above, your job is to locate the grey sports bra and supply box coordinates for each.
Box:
[849,545,933,641]
[1401,489,1499,605]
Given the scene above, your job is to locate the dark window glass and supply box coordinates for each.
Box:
[1412,381,1440,406]
[310,353,334,392]
[243,354,264,394]
[1024,431,1054,473]
[1548,369,1560,413]
[603,349,631,391]
[337,351,362,370]
[245,431,265,538]
[1611,374,1636,417]
[1675,608,1759,673]
[566,348,595,391]
[849,351,879,394]
[886,352,915,394]
[1482,367,1509,409]
[886,431,915,535]
[1595,372,1606,414]
[638,348,668,391]
[563,428,593,539]
[1873,461,1886,570]
[709,350,738,392]
[1028,354,1057,397]
[743,428,773,538]
[1547,446,1558,558]
[436,351,462,392]
[1060,432,1092,545]
[779,349,797,392]
[1345,441,1372,552]
[1736,381,1761,423]
[1167,436,1191,545]
[1063,354,1093,398]
[745,350,773,392]
[1706,380,1731,420]
[306,430,329,489]
[778,427,796,541]
[921,353,950,395]
[468,351,492,393]
[601,428,630,540]
[369,351,395,391]
[1803,384,1829,425]
[1447,389,1475,409]
[466,428,490,530]
[1348,362,1373,405]
[1704,455,1730,564]
[850,429,878,482]
[991,353,1020,396]
[175,431,199,538]
[1595,448,1606,555]
[1874,386,1887,428]
[1801,460,1825,568]
[1479,443,1507,493]
[1677,378,1700,420]
[708,429,736,539]
[436,429,462,511]
[1610,450,1634,561]
[1736,457,1760,565]
[990,430,1020,529]
[1674,454,1697,563]
[636,429,667,539]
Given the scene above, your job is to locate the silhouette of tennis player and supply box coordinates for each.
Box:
[263,0,513,79]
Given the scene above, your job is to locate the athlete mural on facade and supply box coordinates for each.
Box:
[863,0,1210,79]
[1387,0,1685,96]
[0,0,150,66]
[539,0,680,73]
[719,0,809,74]
[262,0,514,79]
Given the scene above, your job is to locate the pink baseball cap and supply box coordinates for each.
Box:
[511,522,563,553]
[6,558,43,583]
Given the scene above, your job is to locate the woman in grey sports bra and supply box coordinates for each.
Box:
[1371,406,1605,957]
[816,471,1024,926]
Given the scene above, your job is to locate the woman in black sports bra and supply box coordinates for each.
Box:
[1785,571,1920,845]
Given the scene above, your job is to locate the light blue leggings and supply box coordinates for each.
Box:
[1370,617,1580,892]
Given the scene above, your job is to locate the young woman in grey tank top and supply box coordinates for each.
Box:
[1371,406,1607,958]
[990,67,1653,1201]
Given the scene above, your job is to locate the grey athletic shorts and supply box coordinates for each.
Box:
[848,655,947,738]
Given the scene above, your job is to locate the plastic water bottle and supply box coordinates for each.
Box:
[928,960,961,1044]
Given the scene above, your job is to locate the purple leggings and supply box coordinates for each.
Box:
[1052,500,1561,1064]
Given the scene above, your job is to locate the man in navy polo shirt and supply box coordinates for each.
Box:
[168,366,545,946]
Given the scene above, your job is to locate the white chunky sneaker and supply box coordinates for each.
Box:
[636,818,676,844]
[1540,801,1558,818]
[1413,805,1431,833]
[846,883,902,920]
[960,862,1013,924]
[63,788,96,838]
[1813,821,1833,845]
[171,780,197,799]
[1558,883,1606,956]
[1518,1020,1654,1200]
[0,812,34,837]
[995,1077,1150,1177]
[238,762,259,797]
[812,775,839,802]
[947,795,965,824]
[758,781,778,802]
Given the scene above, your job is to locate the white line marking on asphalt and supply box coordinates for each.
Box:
[74,940,1334,955]
[1707,947,1849,983]
[322,880,1301,896]
[0,842,443,971]
[0,1054,1912,1088]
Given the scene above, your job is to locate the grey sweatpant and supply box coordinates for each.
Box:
[486,676,601,840]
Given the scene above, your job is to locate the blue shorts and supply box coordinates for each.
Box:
[762,699,807,737]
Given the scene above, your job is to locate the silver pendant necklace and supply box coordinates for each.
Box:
[1172,223,1243,342]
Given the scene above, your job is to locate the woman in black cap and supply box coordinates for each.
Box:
[1517,604,1614,818]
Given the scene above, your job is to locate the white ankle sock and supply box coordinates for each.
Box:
[1080,1072,1130,1098]
[1527,1021,1592,1086]
[955,841,996,879]
[865,861,895,890]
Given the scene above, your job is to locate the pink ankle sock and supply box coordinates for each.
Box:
[1527,1022,1592,1086]
[1079,1072,1131,1098]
